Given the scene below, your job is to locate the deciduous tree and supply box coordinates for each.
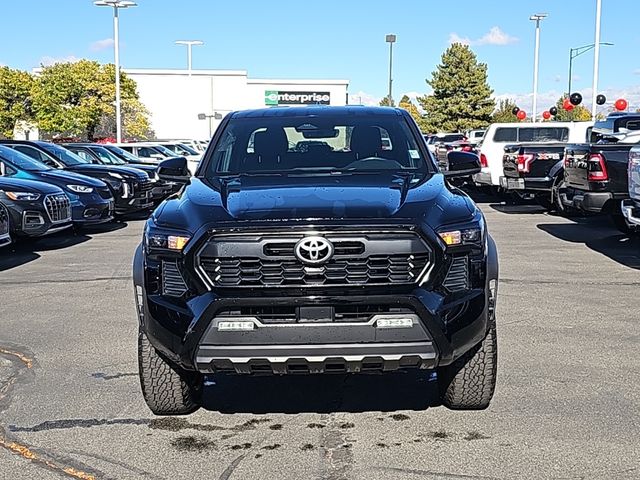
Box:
[0,67,34,138]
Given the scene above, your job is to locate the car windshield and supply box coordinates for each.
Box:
[41,143,89,166]
[175,143,199,155]
[152,145,175,156]
[209,114,429,176]
[437,134,465,143]
[105,145,142,162]
[89,146,126,165]
[0,145,50,172]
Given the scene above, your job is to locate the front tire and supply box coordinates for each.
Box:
[438,322,498,410]
[138,329,202,415]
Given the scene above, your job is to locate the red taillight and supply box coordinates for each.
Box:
[587,153,608,181]
[516,154,535,173]
[480,153,488,168]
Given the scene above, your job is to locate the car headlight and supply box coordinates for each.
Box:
[109,172,123,179]
[4,191,41,201]
[145,223,191,252]
[67,185,94,194]
[437,218,485,247]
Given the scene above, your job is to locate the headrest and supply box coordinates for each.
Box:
[350,126,382,159]
[253,129,288,156]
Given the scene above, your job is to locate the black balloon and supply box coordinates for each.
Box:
[549,106,558,116]
[512,107,520,115]
[596,94,606,105]
[570,93,583,106]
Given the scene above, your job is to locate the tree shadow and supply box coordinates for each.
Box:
[201,371,441,414]
[537,218,640,270]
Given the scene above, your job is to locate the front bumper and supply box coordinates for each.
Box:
[133,241,498,375]
[473,170,493,186]
[5,201,73,237]
[71,197,114,225]
[621,199,640,226]
[115,190,154,214]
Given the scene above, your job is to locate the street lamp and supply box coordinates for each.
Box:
[530,13,548,123]
[568,42,613,95]
[94,0,137,143]
[385,34,396,106]
[175,40,204,76]
[198,112,223,138]
[591,0,603,119]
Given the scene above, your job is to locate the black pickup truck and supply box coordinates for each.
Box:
[563,141,638,230]
[500,143,566,210]
[133,106,499,415]
[620,146,640,234]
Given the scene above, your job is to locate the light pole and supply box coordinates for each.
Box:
[198,112,223,138]
[568,42,613,95]
[175,40,204,75]
[385,34,396,106]
[591,0,603,119]
[94,0,137,143]
[530,13,547,123]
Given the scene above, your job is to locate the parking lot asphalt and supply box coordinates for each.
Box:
[0,197,639,480]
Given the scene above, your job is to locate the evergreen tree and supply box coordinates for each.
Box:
[379,96,393,107]
[492,99,519,123]
[418,43,495,132]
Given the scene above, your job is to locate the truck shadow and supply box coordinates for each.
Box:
[201,371,441,414]
[537,219,640,270]
[0,222,127,272]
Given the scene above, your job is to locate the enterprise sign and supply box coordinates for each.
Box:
[265,90,331,106]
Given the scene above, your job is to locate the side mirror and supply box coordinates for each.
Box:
[157,157,191,183]
[444,151,481,177]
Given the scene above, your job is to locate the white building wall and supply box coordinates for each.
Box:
[125,69,349,140]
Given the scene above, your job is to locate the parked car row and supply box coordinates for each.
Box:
[469,112,640,235]
[0,140,183,247]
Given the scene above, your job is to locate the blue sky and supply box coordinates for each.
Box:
[2,0,640,111]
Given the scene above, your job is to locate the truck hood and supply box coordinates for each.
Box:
[154,172,478,233]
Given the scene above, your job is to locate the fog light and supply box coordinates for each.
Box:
[218,321,255,332]
[376,317,414,329]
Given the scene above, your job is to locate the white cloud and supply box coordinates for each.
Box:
[348,91,381,106]
[90,38,115,52]
[449,27,518,47]
[39,55,80,66]
[634,69,640,75]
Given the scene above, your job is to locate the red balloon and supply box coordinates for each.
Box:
[563,98,574,111]
[615,98,628,111]
[516,110,526,120]
[542,111,551,120]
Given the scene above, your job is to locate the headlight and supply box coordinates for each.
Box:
[67,185,94,194]
[145,223,191,252]
[437,218,485,247]
[109,172,123,179]
[4,191,41,201]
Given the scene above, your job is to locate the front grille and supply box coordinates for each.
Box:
[97,187,112,200]
[162,261,188,297]
[443,256,469,292]
[198,230,431,288]
[0,203,9,237]
[216,305,415,324]
[44,194,71,223]
[135,179,152,193]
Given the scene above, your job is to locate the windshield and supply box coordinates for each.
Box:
[41,143,89,166]
[89,146,126,165]
[152,145,175,156]
[209,115,428,176]
[436,134,465,143]
[0,145,51,172]
[175,143,199,155]
[105,145,143,162]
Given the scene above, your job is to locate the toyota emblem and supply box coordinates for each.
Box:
[294,236,334,264]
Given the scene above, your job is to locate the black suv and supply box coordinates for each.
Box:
[0,177,72,237]
[0,140,154,214]
[133,107,499,415]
